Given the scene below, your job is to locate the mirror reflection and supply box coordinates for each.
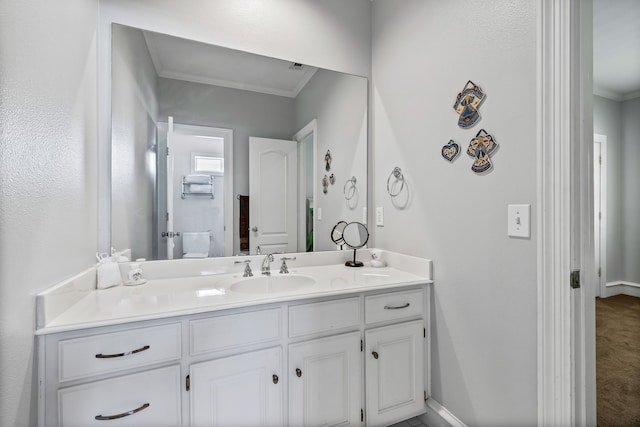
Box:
[110,24,368,261]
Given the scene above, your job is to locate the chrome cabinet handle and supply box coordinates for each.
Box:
[383,303,410,310]
[372,351,379,359]
[95,345,150,359]
[296,368,302,378]
[95,403,150,420]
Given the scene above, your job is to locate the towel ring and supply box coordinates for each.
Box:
[344,176,357,200]
[386,167,405,197]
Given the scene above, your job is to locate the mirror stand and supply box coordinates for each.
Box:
[345,248,364,267]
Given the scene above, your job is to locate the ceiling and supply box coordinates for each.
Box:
[142,30,318,98]
[593,0,640,100]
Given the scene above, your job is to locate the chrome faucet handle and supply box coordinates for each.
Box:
[279,257,296,274]
[234,259,253,277]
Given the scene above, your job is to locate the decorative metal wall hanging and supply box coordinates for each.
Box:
[329,173,336,185]
[467,129,498,174]
[453,80,486,129]
[386,167,405,197]
[441,140,461,162]
[322,174,329,194]
[324,150,332,171]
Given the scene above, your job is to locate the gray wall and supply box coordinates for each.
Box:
[0,1,99,426]
[621,98,640,283]
[594,95,624,281]
[157,78,296,254]
[371,1,538,425]
[594,95,640,285]
[295,69,368,250]
[111,24,159,261]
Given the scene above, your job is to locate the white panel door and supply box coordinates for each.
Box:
[249,137,298,254]
[189,347,283,427]
[365,320,425,426]
[289,332,361,426]
[166,117,175,260]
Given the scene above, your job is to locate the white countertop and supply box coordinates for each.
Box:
[36,251,432,335]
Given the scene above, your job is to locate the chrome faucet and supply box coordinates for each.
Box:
[261,253,274,275]
[234,260,253,277]
[279,257,296,274]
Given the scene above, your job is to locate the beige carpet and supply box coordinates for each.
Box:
[596,295,640,426]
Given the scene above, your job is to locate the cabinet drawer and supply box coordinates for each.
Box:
[58,365,181,427]
[289,297,361,337]
[58,323,181,382]
[190,308,282,355]
[365,289,424,324]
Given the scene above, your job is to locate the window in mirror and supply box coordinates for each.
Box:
[193,153,224,174]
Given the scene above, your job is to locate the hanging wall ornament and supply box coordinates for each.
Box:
[467,129,498,174]
[324,150,332,171]
[453,80,486,129]
[441,139,461,162]
[322,174,329,194]
[329,173,336,185]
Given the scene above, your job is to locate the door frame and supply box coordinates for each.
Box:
[537,0,596,425]
[293,119,318,252]
[593,134,607,297]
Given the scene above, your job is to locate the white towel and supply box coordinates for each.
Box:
[97,258,122,289]
[188,184,212,193]
[183,175,211,184]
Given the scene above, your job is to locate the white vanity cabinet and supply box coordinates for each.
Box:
[364,290,427,426]
[289,332,362,426]
[189,347,283,426]
[41,322,183,427]
[39,285,429,427]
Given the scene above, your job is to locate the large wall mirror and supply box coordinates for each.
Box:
[110,24,368,261]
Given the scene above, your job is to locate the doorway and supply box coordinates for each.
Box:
[158,119,233,259]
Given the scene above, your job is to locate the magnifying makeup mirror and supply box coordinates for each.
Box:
[341,222,369,267]
[330,221,348,249]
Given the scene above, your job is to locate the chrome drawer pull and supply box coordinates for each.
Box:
[95,402,150,420]
[95,345,150,359]
[383,303,410,310]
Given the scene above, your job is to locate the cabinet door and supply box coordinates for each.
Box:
[365,320,425,426]
[190,347,283,426]
[289,332,361,426]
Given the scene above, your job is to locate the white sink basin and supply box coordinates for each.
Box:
[230,274,316,294]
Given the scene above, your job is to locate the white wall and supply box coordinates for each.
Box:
[0,1,99,426]
[594,95,624,281]
[372,1,538,425]
[295,70,368,250]
[111,24,159,260]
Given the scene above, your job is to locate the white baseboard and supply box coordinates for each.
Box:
[419,398,467,427]
[605,281,640,298]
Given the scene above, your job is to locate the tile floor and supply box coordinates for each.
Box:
[389,416,427,427]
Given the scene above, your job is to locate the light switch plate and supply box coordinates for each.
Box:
[508,204,530,238]
[376,207,384,227]
[362,207,367,224]
[317,207,322,221]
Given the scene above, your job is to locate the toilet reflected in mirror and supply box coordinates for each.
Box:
[182,231,211,259]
